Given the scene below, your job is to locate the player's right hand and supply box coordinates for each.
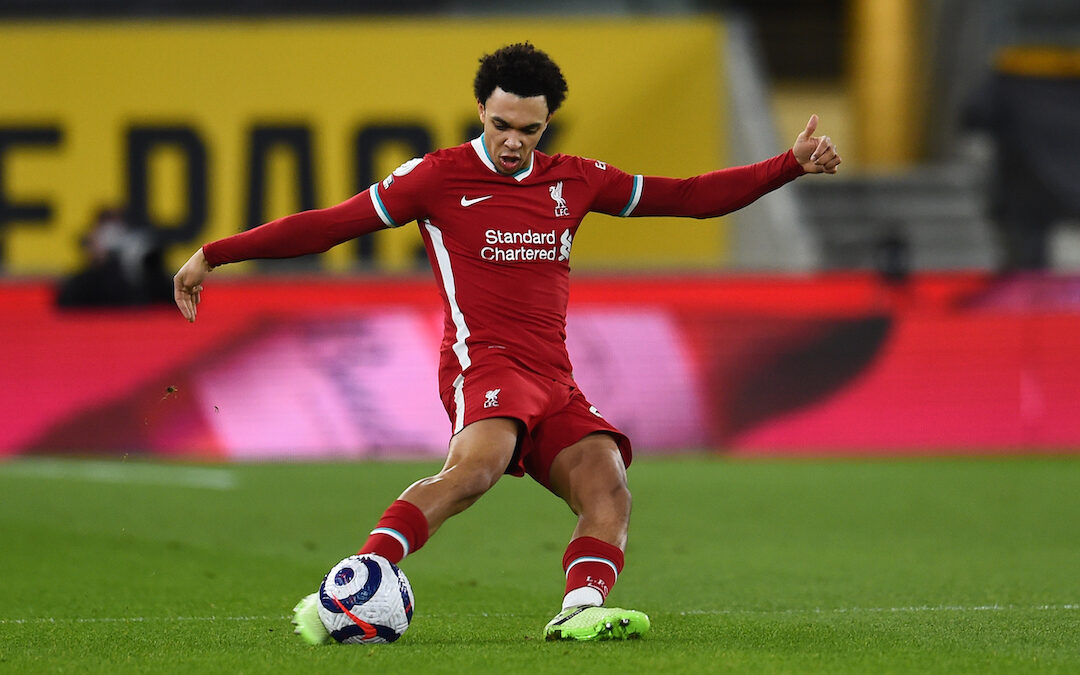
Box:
[173,248,211,323]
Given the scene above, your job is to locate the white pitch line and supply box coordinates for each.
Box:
[2,604,1077,625]
[0,458,235,490]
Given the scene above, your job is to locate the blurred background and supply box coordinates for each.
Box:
[2,0,1079,460]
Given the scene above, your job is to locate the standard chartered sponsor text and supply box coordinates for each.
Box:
[482,228,561,262]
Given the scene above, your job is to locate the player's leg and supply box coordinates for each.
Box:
[543,433,649,640]
[549,431,631,548]
[548,432,631,606]
[293,417,518,644]
[359,416,519,562]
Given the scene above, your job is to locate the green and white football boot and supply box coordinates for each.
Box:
[544,605,650,641]
[291,592,331,645]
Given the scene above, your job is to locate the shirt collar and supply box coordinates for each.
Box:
[470,135,534,182]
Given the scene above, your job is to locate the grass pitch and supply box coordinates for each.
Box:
[1,455,1078,673]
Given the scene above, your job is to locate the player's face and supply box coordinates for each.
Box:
[478,87,551,175]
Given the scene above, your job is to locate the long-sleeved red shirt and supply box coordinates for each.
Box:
[204,138,804,396]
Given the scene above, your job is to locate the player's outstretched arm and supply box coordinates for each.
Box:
[173,247,211,323]
[792,114,842,174]
[609,115,841,220]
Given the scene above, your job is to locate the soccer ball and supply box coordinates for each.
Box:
[317,554,415,644]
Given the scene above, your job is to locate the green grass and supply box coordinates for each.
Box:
[1,455,1078,673]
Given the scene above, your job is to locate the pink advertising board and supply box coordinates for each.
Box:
[4,274,1080,459]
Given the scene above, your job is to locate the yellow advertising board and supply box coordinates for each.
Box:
[0,18,728,275]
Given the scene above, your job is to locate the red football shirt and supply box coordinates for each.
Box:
[203,137,804,394]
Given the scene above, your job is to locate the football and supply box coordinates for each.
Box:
[317,554,415,644]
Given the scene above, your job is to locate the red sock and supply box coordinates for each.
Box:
[562,536,624,606]
[358,500,429,564]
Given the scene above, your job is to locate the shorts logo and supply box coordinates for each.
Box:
[549,181,570,217]
[484,388,501,409]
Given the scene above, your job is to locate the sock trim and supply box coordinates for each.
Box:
[369,527,409,558]
[564,555,619,579]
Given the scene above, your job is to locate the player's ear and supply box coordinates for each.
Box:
[477,100,486,123]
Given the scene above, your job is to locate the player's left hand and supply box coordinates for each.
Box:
[793,114,841,174]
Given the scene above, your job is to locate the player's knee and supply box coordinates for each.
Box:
[564,446,631,518]
[600,474,632,518]
[440,460,503,503]
[587,456,629,499]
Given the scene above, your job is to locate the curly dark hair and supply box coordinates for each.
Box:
[473,43,568,114]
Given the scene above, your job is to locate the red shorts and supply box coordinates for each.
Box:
[439,358,632,490]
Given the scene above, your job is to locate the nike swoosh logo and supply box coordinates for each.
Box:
[460,195,493,207]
